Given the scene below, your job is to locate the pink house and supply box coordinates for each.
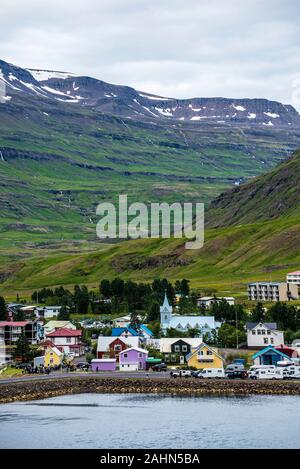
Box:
[119,347,148,371]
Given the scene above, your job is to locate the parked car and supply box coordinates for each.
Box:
[226,370,248,379]
[197,368,225,379]
[152,363,168,372]
[192,370,202,378]
[76,362,89,370]
[170,369,192,378]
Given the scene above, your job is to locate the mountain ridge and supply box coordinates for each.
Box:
[1,58,300,127]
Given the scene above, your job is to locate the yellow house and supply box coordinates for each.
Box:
[44,346,63,368]
[187,343,224,369]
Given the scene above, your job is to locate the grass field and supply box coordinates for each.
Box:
[1,212,300,301]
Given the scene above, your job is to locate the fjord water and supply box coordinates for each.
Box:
[0,393,299,449]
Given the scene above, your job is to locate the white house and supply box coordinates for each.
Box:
[246,322,284,349]
[35,306,66,319]
[197,297,235,308]
[45,327,84,356]
[287,270,300,287]
[160,293,221,334]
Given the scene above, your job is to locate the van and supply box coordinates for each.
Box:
[225,363,244,374]
[251,369,279,380]
[248,365,275,379]
[198,368,225,379]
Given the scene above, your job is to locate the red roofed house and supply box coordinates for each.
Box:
[287,271,300,287]
[46,327,84,356]
[0,320,42,345]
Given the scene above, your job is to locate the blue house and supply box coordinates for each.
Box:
[111,325,154,340]
[252,345,292,366]
[111,327,140,337]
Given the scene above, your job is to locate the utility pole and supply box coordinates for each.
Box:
[236,308,239,349]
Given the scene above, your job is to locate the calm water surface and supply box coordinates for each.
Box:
[0,393,299,449]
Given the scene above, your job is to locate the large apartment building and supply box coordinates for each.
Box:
[0,320,43,345]
[248,282,299,302]
[287,270,300,287]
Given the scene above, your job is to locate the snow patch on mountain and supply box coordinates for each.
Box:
[27,69,77,81]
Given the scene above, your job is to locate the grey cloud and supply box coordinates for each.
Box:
[0,0,299,108]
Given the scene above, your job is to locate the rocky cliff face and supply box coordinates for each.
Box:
[1,59,300,127]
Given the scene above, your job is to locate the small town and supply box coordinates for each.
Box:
[1,272,300,382]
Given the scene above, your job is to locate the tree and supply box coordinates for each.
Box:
[57,305,70,321]
[180,279,190,296]
[13,307,25,321]
[129,311,141,332]
[0,296,7,320]
[100,279,111,299]
[249,302,265,323]
[12,333,31,362]
[74,285,89,314]
[217,323,246,348]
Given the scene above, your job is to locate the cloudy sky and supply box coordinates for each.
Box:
[1,0,300,108]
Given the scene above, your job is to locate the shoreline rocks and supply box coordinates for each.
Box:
[1,376,300,403]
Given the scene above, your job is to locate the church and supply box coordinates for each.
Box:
[160,292,221,335]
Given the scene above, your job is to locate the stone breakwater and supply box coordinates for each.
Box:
[1,377,300,403]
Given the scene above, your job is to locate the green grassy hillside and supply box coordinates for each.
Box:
[1,90,300,259]
[208,149,300,227]
[2,213,300,300]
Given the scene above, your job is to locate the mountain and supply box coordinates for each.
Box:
[208,149,300,227]
[1,58,300,296]
[2,59,300,126]
[1,150,300,298]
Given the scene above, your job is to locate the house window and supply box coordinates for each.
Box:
[257,330,261,335]
[267,330,271,335]
[123,353,128,358]
[270,338,274,344]
[264,338,268,344]
[261,330,266,335]
[206,350,212,355]
[114,345,121,351]
[182,345,188,352]
[66,337,71,343]
[174,345,180,352]
[252,330,256,335]
[138,353,142,358]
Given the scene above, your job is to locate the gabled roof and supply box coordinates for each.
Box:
[46,327,81,337]
[169,316,218,330]
[44,320,75,331]
[119,346,148,355]
[140,324,154,337]
[252,345,292,360]
[246,322,278,330]
[186,342,224,362]
[97,335,140,352]
[46,346,63,357]
[287,270,300,275]
[111,327,140,337]
[160,338,202,353]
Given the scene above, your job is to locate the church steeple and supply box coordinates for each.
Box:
[160,290,172,331]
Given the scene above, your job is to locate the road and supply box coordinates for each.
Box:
[0,370,171,385]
